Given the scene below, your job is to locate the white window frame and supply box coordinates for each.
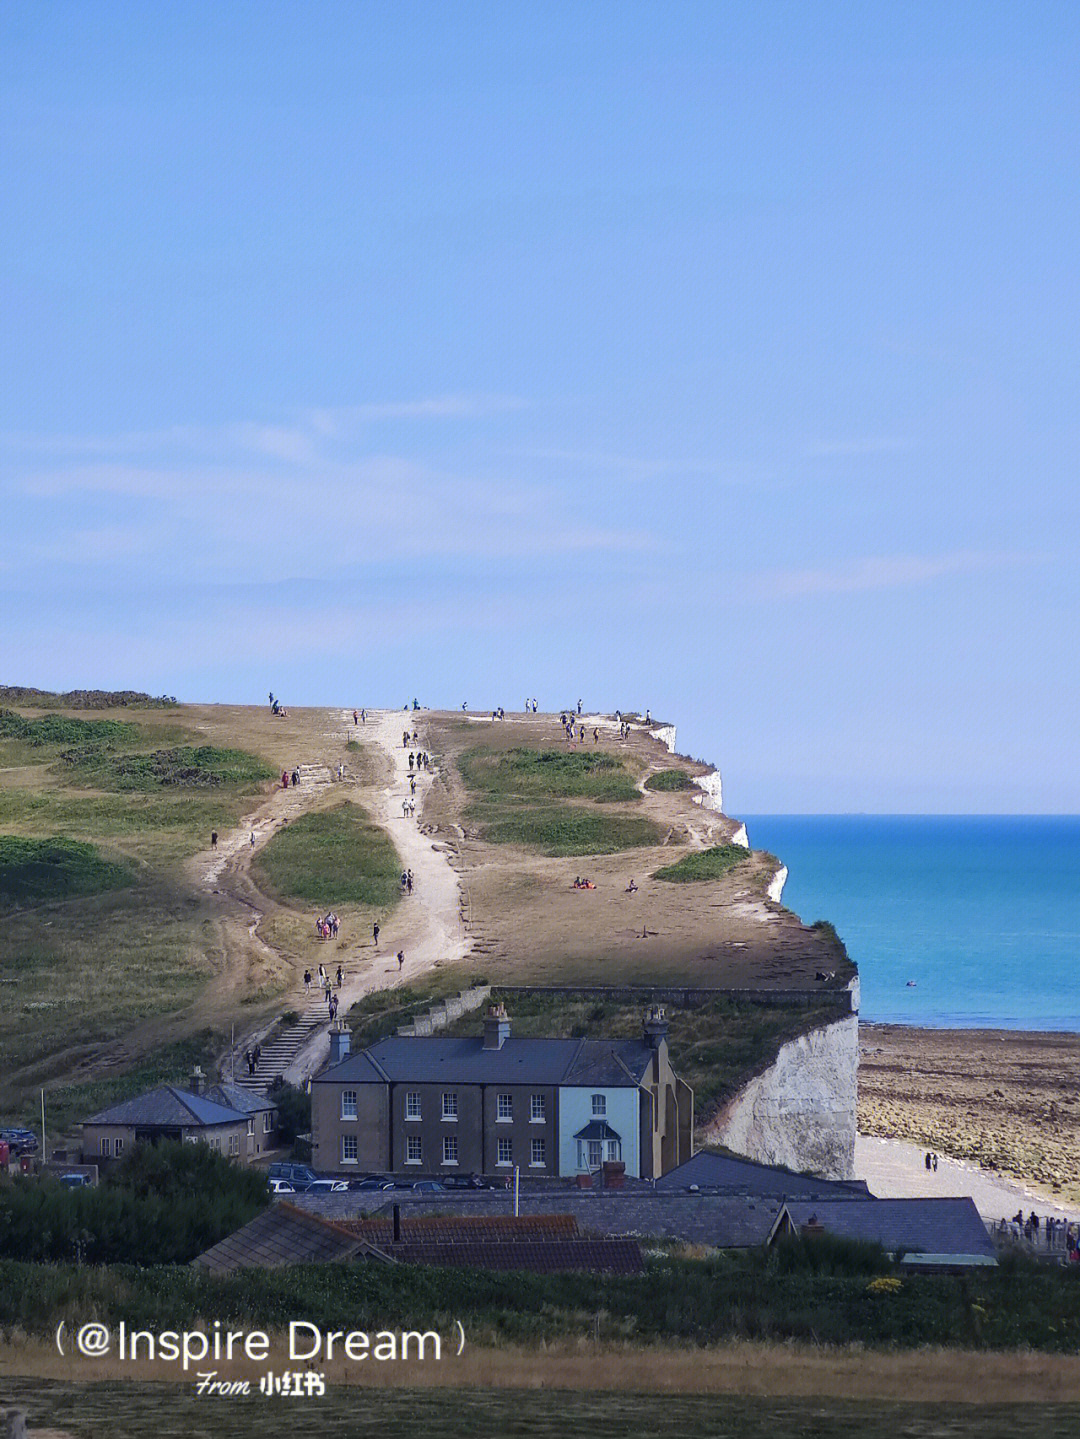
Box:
[405,1135,422,1165]
[247,1118,255,1136]
[591,1093,606,1117]
[530,1138,546,1168]
[442,1091,458,1121]
[606,1138,621,1162]
[530,1093,545,1123]
[114,1137,124,1156]
[228,1133,240,1156]
[496,1136,513,1166]
[341,1089,358,1120]
[99,1137,111,1157]
[341,1134,358,1164]
[442,1135,458,1166]
[405,1091,422,1120]
[263,1110,273,1133]
[496,1093,513,1122]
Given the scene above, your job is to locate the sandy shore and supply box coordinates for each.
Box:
[859,1024,1080,1209]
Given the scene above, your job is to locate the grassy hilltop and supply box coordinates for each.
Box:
[0,693,853,1138]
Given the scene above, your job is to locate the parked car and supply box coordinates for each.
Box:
[442,1173,492,1190]
[349,1177,395,1191]
[267,1162,318,1191]
[410,1180,446,1194]
[0,1127,39,1156]
[268,1178,295,1195]
[58,1172,92,1187]
[306,1179,348,1193]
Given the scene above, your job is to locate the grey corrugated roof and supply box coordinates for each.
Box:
[315,1035,653,1087]
[194,1203,389,1272]
[779,1198,996,1258]
[84,1086,248,1128]
[655,1151,871,1200]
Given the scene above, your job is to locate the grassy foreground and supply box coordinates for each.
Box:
[2,1247,1079,1353]
[2,1378,1079,1439]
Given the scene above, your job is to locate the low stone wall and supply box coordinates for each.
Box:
[397,984,491,1037]
[699,1013,859,1180]
[498,983,855,1012]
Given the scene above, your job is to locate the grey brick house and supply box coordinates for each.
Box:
[80,1068,277,1165]
[311,1005,693,1180]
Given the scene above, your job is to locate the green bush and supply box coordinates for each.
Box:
[0,835,134,909]
[482,808,664,856]
[460,747,641,803]
[0,709,138,749]
[64,744,275,791]
[0,1142,268,1265]
[653,845,748,882]
[644,769,696,792]
[0,686,177,710]
[253,801,402,906]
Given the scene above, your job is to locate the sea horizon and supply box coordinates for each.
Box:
[740,814,1080,1034]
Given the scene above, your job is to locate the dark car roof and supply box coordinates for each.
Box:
[316,1035,654,1087]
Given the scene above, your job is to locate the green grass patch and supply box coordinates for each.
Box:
[481,806,664,856]
[0,708,140,750]
[645,768,696,792]
[0,835,134,909]
[252,801,402,907]
[653,845,749,882]
[63,743,275,791]
[13,1031,225,1136]
[460,746,641,803]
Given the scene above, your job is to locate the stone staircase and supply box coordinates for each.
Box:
[232,1002,329,1094]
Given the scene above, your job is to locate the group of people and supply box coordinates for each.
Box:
[314,911,340,939]
[269,692,289,717]
[243,1044,262,1076]
[408,750,431,771]
[402,728,420,747]
[572,876,596,890]
[281,767,301,789]
[997,1211,1080,1257]
[352,709,367,725]
[400,869,414,894]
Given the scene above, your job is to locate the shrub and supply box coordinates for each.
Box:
[644,769,696,792]
[0,709,138,749]
[0,835,134,909]
[653,846,748,882]
[253,802,401,906]
[63,744,275,791]
[459,747,641,803]
[482,808,664,856]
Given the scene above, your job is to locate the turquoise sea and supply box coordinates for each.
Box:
[740,816,1080,1032]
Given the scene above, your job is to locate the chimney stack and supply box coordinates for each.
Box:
[328,1023,352,1064]
[482,1003,511,1050]
[190,1065,205,1096]
[642,1005,668,1051]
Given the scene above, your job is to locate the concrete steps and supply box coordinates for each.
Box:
[232,1004,328,1093]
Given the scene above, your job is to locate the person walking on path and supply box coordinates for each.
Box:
[397,949,405,972]
[373,921,380,948]
[336,964,343,987]
[304,970,312,992]
[250,831,255,848]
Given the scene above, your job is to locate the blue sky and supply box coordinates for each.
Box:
[3,2,1077,812]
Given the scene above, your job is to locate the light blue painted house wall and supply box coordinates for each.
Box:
[557,1086,640,1178]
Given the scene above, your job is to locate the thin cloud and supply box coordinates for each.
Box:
[755,551,1038,599]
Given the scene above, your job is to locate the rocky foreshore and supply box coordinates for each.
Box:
[858,1024,1080,1208]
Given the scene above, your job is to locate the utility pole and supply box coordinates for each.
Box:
[513,1164,520,1217]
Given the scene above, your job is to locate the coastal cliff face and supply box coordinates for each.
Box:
[650,724,677,752]
[701,1011,859,1179]
[767,865,788,903]
[693,770,723,813]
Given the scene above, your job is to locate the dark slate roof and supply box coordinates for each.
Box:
[654,1150,871,1200]
[207,1082,275,1116]
[778,1198,996,1258]
[339,1214,579,1244]
[295,1189,782,1249]
[574,1120,622,1142]
[316,1034,654,1087]
[194,1203,388,1273]
[390,1237,644,1274]
[84,1086,248,1128]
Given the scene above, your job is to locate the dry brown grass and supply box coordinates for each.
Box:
[4,1334,1080,1405]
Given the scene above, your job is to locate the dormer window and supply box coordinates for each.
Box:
[591,1094,606,1117]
